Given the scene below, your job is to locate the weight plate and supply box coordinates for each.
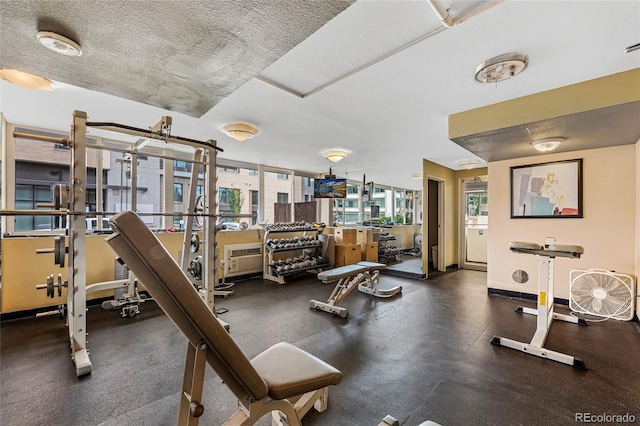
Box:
[54,236,65,268]
[188,256,203,280]
[46,275,54,298]
[190,233,200,253]
[194,195,205,228]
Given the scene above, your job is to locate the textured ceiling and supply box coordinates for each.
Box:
[0,0,354,117]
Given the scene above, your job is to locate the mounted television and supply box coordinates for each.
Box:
[313,178,347,199]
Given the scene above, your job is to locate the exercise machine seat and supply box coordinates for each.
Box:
[106,211,342,421]
[251,342,342,400]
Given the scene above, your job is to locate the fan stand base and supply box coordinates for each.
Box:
[494,238,588,370]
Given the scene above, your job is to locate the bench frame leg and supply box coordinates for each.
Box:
[357,269,402,298]
[309,273,368,317]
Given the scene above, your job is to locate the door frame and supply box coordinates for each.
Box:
[458,176,488,272]
[425,176,445,274]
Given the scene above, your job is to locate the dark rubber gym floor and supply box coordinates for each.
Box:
[2,269,640,425]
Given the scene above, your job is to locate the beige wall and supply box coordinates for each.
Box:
[487,144,637,301]
[421,160,488,273]
[422,160,455,272]
[1,229,262,313]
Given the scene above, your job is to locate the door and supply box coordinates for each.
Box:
[427,178,441,275]
[459,177,488,271]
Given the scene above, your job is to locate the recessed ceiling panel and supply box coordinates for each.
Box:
[452,101,640,162]
[258,0,445,96]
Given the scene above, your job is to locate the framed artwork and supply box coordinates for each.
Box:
[511,158,583,218]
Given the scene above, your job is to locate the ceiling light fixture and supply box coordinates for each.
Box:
[0,68,54,90]
[457,159,481,169]
[531,137,564,152]
[223,123,258,141]
[37,31,83,56]
[323,151,347,163]
[474,53,528,83]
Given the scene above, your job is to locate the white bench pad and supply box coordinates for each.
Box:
[317,265,367,282]
[357,261,386,270]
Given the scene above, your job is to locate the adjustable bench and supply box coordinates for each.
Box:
[309,261,402,318]
[106,211,343,425]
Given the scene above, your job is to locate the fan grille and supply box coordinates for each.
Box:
[570,270,635,321]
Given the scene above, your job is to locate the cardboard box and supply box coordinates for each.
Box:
[357,228,373,243]
[335,228,357,245]
[360,242,378,262]
[335,244,361,266]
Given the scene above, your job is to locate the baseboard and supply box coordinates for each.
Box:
[488,287,569,306]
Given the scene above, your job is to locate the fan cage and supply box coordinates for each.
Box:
[569,269,635,321]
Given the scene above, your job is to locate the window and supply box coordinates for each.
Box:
[466,192,489,216]
[173,183,183,202]
[302,177,313,187]
[174,160,189,172]
[250,190,259,225]
[54,143,70,150]
[218,166,239,173]
[345,213,359,223]
[345,199,358,208]
[277,192,289,203]
[347,185,359,194]
[219,187,233,205]
[277,173,289,180]
[248,169,259,176]
[196,185,204,197]
[304,194,312,202]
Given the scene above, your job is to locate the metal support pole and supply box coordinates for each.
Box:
[180,150,203,275]
[258,164,265,224]
[96,142,104,230]
[69,110,91,376]
[203,145,217,312]
[290,170,296,222]
[2,119,16,235]
[130,153,138,213]
[163,155,174,229]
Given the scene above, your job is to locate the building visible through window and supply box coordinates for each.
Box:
[277,192,289,203]
[173,183,183,202]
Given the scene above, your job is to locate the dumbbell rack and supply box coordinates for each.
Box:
[263,223,328,284]
[378,233,401,264]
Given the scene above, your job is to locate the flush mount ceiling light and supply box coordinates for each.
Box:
[531,137,564,152]
[474,53,528,83]
[223,123,258,141]
[0,68,54,90]
[457,159,481,169]
[37,31,82,56]
[323,151,347,163]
